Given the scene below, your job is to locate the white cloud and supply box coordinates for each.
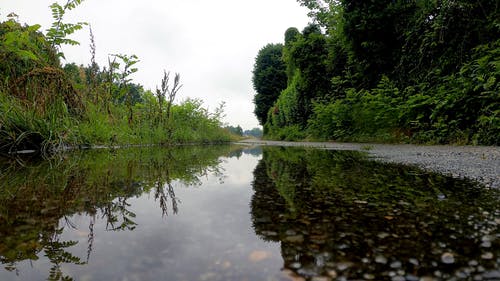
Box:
[1,0,310,129]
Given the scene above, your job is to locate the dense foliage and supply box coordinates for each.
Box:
[244,127,263,138]
[256,0,499,145]
[224,125,243,136]
[252,43,287,126]
[0,4,230,154]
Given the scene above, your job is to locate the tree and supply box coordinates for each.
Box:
[284,27,300,46]
[252,44,287,125]
[63,62,85,89]
[340,0,415,87]
[225,125,243,136]
[296,0,339,29]
[0,18,60,82]
[244,127,263,138]
[286,24,331,127]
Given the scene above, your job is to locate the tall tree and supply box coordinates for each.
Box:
[296,0,339,29]
[287,24,331,127]
[341,0,415,87]
[252,43,287,125]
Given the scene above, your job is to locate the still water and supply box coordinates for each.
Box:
[0,145,498,281]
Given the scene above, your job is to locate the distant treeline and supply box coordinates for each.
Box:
[253,0,499,145]
[0,1,230,155]
[225,125,263,138]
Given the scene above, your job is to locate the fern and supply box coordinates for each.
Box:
[46,0,88,58]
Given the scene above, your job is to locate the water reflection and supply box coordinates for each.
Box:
[0,145,498,281]
[0,146,233,280]
[251,147,499,281]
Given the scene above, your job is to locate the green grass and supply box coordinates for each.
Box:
[0,19,231,155]
[0,89,231,155]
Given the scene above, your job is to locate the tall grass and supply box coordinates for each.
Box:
[0,89,77,154]
[0,90,231,154]
[0,18,231,155]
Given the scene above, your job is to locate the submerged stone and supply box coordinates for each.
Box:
[285,235,304,243]
[441,252,455,264]
[375,255,388,264]
[390,261,402,269]
[482,270,500,279]
[481,252,494,260]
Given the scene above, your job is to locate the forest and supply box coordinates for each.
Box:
[253,0,499,145]
[0,0,230,155]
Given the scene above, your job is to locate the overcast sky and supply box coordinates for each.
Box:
[1,0,310,129]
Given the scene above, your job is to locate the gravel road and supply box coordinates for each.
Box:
[236,139,500,189]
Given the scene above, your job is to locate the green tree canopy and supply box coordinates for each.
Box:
[254,0,499,144]
[252,43,287,125]
[286,24,331,127]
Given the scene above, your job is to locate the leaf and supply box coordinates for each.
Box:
[15,49,39,61]
[27,24,41,32]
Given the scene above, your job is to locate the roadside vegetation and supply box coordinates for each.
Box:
[253,0,499,145]
[0,0,230,155]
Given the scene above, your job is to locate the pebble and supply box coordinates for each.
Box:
[363,273,375,280]
[481,252,494,260]
[285,235,304,243]
[408,258,419,266]
[261,231,278,236]
[455,271,469,279]
[248,250,271,262]
[311,277,331,281]
[336,262,353,271]
[375,255,388,264]
[378,232,390,239]
[327,270,338,278]
[441,252,455,264]
[469,260,479,266]
[390,261,402,269]
[406,275,419,281]
[473,275,483,281]
[483,270,500,279]
[221,261,231,269]
[297,266,319,276]
[480,241,492,247]
[281,269,306,281]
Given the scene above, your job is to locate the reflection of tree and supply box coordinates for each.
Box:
[0,145,232,279]
[102,198,137,231]
[227,146,263,158]
[155,174,179,217]
[86,214,95,263]
[228,149,243,159]
[243,146,263,157]
[46,229,84,281]
[251,147,499,280]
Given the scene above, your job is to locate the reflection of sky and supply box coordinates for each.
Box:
[0,152,285,281]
